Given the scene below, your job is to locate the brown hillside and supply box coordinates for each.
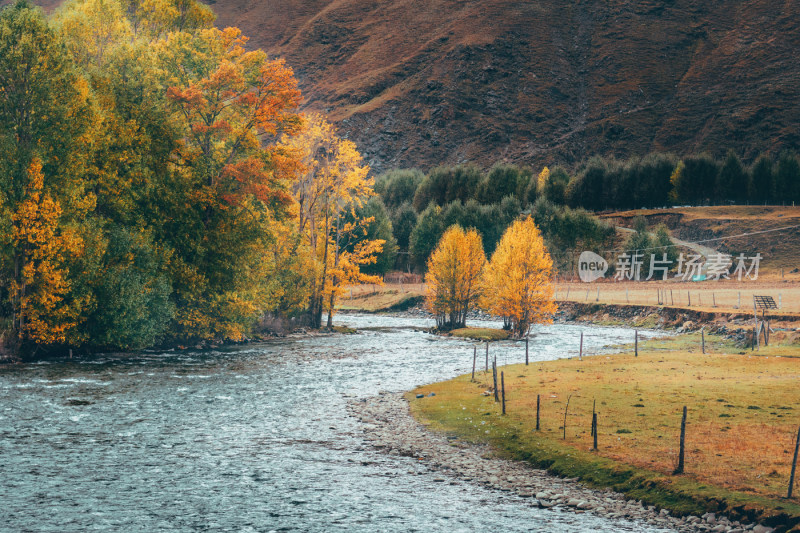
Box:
[11,0,800,173]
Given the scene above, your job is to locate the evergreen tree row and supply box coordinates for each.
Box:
[372,149,800,271]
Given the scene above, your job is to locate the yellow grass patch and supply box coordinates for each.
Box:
[410,334,800,519]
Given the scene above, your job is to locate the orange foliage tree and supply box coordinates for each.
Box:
[160,26,302,211]
[154,25,303,339]
[10,160,85,347]
[425,225,486,330]
[482,217,556,338]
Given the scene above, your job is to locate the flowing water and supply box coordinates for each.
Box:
[0,314,673,532]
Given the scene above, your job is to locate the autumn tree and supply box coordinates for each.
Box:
[6,160,87,349]
[154,25,303,340]
[345,197,398,276]
[53,0,133,69]
[281,113,384,329]
[125,0,215,40]
[482,217,556,338]
[425,226,486,330]
[0,2,98,352]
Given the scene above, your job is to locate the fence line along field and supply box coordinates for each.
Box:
[554,280,800,316]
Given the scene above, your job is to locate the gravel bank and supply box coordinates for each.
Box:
[349,392,775,533]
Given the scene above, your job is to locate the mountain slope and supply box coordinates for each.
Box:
[15,0,800,172]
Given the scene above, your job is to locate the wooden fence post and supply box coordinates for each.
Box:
[501,371,506,415]
[635,329,638,357]
[525,336,529,366]
[536,394,540,431]
[674,406,687,474]
[592,412,598,451]
[591,399,596,437]
[472,345,477,380]
[789,425,800,498]
[701,328,705,354]
[563,394,571,440]
[688,291,691,307]
[493,358,498,402]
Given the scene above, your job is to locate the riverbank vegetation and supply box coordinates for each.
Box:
[0,0,384,357]
[409,334,800,526]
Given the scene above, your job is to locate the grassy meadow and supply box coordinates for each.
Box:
[409,333,800,523]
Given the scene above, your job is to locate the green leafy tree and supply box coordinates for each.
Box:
[566,156,608,210]
[478,163,530,205]
[412,164,482,211]
[775,151,800,204]
[635,153,677,208]
[717,150,748,203]
[652,224,678,272]
[390,202,417,251]
[409,204,444,268]
[374,169,424,210]
[542,166,570,205]
[78,227,174,350]
[749,155,774,204]
[681,154,719,205]
[622,216,653,276]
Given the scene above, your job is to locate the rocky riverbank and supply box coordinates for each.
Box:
[349,392,776,533]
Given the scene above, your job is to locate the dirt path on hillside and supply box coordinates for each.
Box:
[616,226,720,260]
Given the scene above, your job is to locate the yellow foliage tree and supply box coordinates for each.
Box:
[54,0,133,68]
[425,225,486,330]
[537,166,550,192]
[280,113,383,329]
[10,160,85,347]
[482,217,556,338]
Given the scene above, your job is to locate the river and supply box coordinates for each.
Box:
[0,314,673,532]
